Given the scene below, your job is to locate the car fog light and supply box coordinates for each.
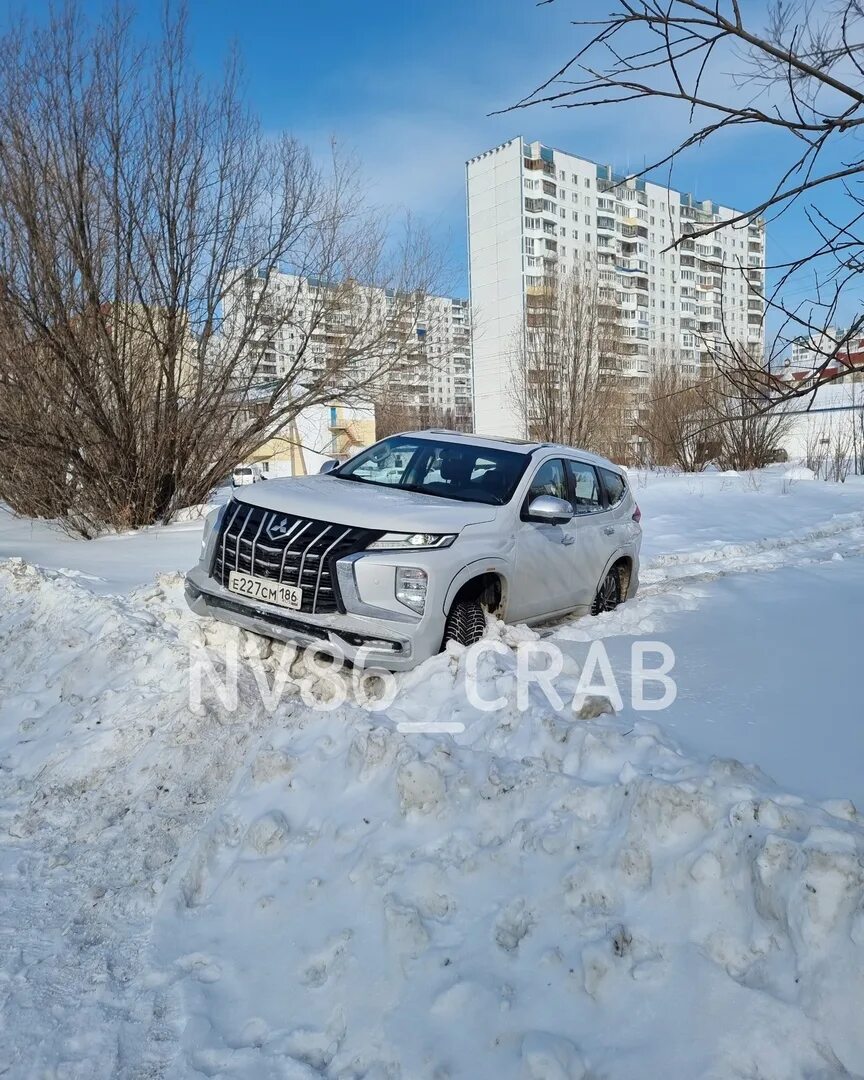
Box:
[395,567,427,614]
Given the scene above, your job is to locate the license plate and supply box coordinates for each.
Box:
[228,570,303,610]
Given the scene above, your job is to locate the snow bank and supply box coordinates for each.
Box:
[0,560,277,1077]
[784,466,818,481]
[152,627,864,1079]
[3,557,863,1078]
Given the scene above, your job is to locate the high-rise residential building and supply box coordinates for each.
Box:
[383,295,473,430]
[224,271,473,431]
[466,137,767,438]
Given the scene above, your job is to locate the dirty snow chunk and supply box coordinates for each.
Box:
[494,898,535,952]
[575,694,615,720]
[244,811,291,856]
[396,760,445,812]
[241,629,272,659]
[251,748,296,786]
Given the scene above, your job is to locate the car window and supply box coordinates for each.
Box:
[335,437,527,505]
[566,460,603,513]
[599,467,627,507]
[348,441,420,484]
[527,458,569,503]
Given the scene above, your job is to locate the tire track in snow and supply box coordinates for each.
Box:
[548,511,864,641]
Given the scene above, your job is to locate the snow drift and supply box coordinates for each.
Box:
[2,553,864,1079]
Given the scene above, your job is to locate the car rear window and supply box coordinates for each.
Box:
[599,467,627,507]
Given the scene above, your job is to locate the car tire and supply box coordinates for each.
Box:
[591,566,622,615]
[443,598,487,647]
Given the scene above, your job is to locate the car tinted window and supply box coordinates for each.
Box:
[335,437,527,505]
[566,460,603,513]
[599,467,627,507]
[527,458,569,503]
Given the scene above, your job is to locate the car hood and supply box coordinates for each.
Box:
[232,475,499,531]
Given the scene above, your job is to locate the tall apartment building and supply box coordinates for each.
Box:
[225,271,473,431]
[386,295,473,429]
[467,138,767,438]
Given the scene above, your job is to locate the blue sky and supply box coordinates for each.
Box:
[14,0,860,338]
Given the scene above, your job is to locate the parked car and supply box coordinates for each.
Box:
[186,431,642,670]
[231,464,263,487]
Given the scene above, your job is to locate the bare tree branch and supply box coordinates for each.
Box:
[506,0,864,406]
[0,3,447,534]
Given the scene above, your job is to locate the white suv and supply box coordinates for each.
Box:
[185,431,642,670]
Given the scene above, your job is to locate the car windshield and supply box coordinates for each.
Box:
[334,436,527,505]
[234,468,252,476]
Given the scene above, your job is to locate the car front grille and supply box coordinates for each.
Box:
[211,500,383,614]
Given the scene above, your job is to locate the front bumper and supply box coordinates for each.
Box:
[184,564,444,671]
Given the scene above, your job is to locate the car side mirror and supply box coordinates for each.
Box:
[526,495,574,525]
[319,459,339,474]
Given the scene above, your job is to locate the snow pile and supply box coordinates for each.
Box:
[151,630,864,1079]
[0,560,276,1077]
[3,555,864,1078]
[784,465,818,482]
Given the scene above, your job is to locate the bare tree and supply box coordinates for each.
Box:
[374,398,468,439]
[804,418,853,480]
[639,346,794,469]
[0,4,444,535]
[508,1,864,407]
[709,379,794,470]
[508,263,630,457]
[637,366,719,470]
[804,424,831,478]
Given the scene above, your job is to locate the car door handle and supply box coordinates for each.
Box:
[561,535,576,546]
[603,525,615,535]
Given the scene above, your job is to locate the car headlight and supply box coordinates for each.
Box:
[395,567,428,613]
[367,532,456,550]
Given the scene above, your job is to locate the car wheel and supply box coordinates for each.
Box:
[591,567,622,615]
[443,598,487,647]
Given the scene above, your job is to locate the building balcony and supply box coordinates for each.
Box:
[524,157,556,176]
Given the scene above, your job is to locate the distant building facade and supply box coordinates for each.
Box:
[466,137,767,438]
[223,271,473,433]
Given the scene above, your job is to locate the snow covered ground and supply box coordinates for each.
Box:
[1,468,864,1078]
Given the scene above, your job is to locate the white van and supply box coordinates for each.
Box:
[231,464,263,487]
